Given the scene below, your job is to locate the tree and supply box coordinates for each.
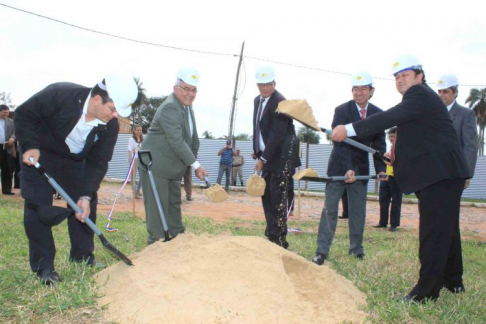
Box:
[465,88,486,156]
[202,131,214,139]
[0,92,15,109]
[233,133,250,141]
[138,96,167,133]
[130,78,148,130]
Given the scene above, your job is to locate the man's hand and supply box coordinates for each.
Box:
[23,149,40,165]
[378,171,388,181]
[254,159,264,172]
[195,166,208,180]
[331,125,348,142]
[345,170,356,183]
[75,199,91,223]
[465,179,471,189]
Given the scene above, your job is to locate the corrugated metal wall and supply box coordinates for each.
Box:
[107,136,486,199]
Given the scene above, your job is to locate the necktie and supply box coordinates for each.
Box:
[255,98,266,153]
[390,133,397,165]
[184,106,192,137]
[360,109,366,120]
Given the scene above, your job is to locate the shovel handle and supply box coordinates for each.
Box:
[203,175,211,188]
[138,150,153,169]
[30,158,102,236]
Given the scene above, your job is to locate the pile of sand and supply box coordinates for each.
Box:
[96,234,367,323]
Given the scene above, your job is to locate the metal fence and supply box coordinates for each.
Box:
[107,135,486,199]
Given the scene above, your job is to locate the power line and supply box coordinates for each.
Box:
[1,3,485,88]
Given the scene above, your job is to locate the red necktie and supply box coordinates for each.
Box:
[360,109,366,120]
[390,137,396,165]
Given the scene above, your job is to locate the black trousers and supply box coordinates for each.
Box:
[379,176,403,227]
[410,178,465,300]
[261,164,292,244]
[0,147,13,193]
[20,150,97,272]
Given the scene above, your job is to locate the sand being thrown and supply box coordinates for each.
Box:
[96,234,367,323]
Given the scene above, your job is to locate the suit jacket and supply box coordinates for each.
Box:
[353,83,468,193]
[327,100,386,178]
[253,90,301,172]
[2,117,15,154]
[142,93,200,180]
[449,101,478,178]
[15,82,120,198]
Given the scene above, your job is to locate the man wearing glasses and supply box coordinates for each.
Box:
[312,71,386,266]
[15,74,138,285]
[141,67,207,245]
[253,66,301,249]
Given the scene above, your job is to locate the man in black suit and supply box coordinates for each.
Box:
[0,104,16,195]
[437,73,478,188]
[332,55,469,302]
[15,74,138,285]
[253,66,301,248]
[311,71,386,266]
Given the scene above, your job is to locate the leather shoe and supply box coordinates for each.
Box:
[338,216,348,219]
[37,269,62,285]
[311,253,327,266]
[445,285,465,294]
[2,192,15,195]
[374,224,387,228]
[186,196,193,201]
[389,226,397,232]
[399,294,429,304]
[350,252,365,260]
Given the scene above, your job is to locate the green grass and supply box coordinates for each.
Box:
[1,196,485,323]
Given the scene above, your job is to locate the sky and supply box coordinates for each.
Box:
[1,0,485,141]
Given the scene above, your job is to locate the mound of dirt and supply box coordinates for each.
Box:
[96,234,367,323]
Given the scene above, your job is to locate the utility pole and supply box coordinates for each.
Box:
[228,42,245,143]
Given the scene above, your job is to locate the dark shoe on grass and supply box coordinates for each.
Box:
[374,224,387,228]
[311,253,327,266]
[37,269,62,285]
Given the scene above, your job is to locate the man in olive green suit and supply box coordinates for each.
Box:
[141,67,207,244]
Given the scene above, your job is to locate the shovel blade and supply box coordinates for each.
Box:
[98,234,134,266]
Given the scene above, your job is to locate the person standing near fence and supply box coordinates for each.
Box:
[232,147,245,186]
[0,104,15,195]
[217,140,235,192]
[128,125,143,199]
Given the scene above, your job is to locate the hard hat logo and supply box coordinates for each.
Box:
[391,55,422,75]
[356,76,362,80]
[393,62,400,67]
[262,73,268,77]
[351,71,373,86]
[191,75,198,80]
[436,73,459,90]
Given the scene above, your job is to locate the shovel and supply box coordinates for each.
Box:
[276,100,390,163]
[202,175,229,203]
[300,174,388,183]
[29,158,134,266]
[137,150,171,242]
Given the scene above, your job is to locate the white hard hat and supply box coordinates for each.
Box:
[103,74,138,118]
[351,71,373,86]
[437,73,459,90]
[255,66,276,83]
[391,54,422,75]
[177,67,200,87]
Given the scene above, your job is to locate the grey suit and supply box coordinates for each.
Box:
[449,101,478,178]
[1,117,15,193]
[141,93,200,242]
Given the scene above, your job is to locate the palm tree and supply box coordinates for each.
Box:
[202,131,214,139]
[130,78,148,130]
[465,88,486,156]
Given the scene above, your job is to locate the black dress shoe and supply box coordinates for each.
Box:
[37,269,62,285]
[311,253,327,266]
[349,252,365,260]
[338,216,348,219]
[2,192,15,195]
[374,224,387,228]
[186,196,193,201]
[445,285,465,294]
[399,294,429,304]
[389,226,398,232]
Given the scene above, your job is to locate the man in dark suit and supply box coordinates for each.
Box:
[0,104,16,195]
[311,71,386,266]
[437,73,478,188]
[15,74,138,285]
[253,66,301,249]
[332,55,469,302]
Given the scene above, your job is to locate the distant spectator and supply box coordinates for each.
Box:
[0,104,15,195]
[375,127,403,232]
[128,125,143,199]
[217,140,235,192]
[232,148,245,186]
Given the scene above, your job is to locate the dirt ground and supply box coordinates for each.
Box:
[6,183,486,241]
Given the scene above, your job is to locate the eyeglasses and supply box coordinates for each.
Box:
[352,86,371,92]
[257,82,275,89]
[178,85,198,93]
